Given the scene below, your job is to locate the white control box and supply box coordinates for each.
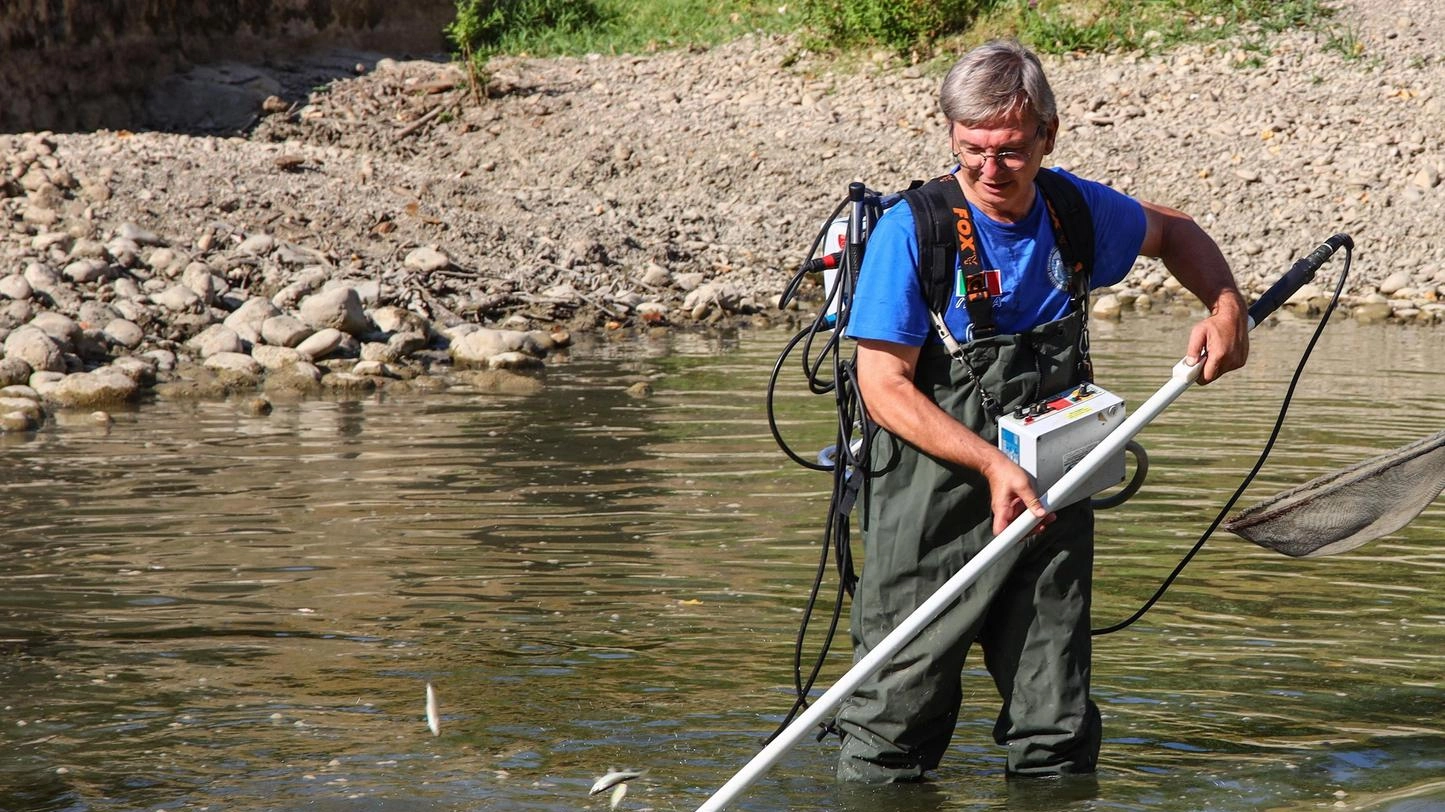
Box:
[997,383,1126,508]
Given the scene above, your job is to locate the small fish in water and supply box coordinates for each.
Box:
[425,682,440,736]
[608,783,627,810]
[589,767,647,795]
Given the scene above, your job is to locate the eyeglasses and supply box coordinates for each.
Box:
[952,128,1043,173]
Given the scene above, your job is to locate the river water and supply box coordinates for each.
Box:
[1,314,1441,812]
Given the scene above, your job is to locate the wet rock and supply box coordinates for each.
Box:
[0,396,45,425]
[449,327,551,366]
[203,351,264,384]
[1091,293,1123,321]
[0,409,42,432]
[37,369,140,408]
[488,351,544,370]
[263,361,324,395]
[452,368,544,395]
[110,356,157,386]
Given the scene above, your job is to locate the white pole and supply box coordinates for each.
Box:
[696,357,1203,812]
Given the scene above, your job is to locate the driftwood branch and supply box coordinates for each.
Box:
[394,105,446,142]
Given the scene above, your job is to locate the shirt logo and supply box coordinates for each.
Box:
[1047,247,1070,292]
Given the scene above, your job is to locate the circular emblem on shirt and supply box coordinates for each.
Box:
[1047,247,1070,292]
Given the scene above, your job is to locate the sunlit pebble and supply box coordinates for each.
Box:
[609,614,621,622]
[55,767,68,775]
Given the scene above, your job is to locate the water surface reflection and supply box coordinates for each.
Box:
[0,317,1440,811]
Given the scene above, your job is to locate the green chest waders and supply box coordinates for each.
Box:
[836,311,1103,782]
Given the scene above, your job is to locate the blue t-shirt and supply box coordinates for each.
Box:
[846,168,1145,345]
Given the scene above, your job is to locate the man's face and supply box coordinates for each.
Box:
[949,112,1057,222]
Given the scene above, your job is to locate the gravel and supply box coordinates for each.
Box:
[0,0,1441,419]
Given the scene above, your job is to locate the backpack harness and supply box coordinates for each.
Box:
[898,171,1097,417]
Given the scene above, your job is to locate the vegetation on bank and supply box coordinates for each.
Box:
[446,0,1343,89]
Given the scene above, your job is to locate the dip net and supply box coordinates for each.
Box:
[1224,429,1445,557]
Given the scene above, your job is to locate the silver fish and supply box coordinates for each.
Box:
[608,783,627,810]
[425,682,440,736]
[589,767,647,795]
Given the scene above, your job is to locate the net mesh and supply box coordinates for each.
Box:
[1224,429,1445,557]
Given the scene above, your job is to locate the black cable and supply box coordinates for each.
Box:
[766,325,832,471]
[1093,248,1353,636]
[762,186,881,741]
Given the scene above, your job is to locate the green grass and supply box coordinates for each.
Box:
[446,0,1344,89]
[963,0,1335,55]
[449,0,802,60]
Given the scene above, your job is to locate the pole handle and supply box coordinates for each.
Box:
[1246,233,1352,328]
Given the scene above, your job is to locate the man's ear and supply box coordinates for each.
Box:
[1043,118,1060,155]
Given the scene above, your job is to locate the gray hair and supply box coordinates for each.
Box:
[939,40,1057,129]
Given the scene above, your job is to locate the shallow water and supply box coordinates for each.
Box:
[0,314,1441,812]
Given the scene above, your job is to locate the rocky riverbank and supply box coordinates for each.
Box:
[1,0,1441,430]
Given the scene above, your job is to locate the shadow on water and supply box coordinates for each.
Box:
[0,319,1441,812]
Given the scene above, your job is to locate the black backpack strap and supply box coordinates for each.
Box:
[1034,169,1095,301]
[1034,169,1097,381]
[899,178,958,317]
[900,176,995,331]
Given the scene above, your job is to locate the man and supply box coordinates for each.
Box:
[834,40,1249,783]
